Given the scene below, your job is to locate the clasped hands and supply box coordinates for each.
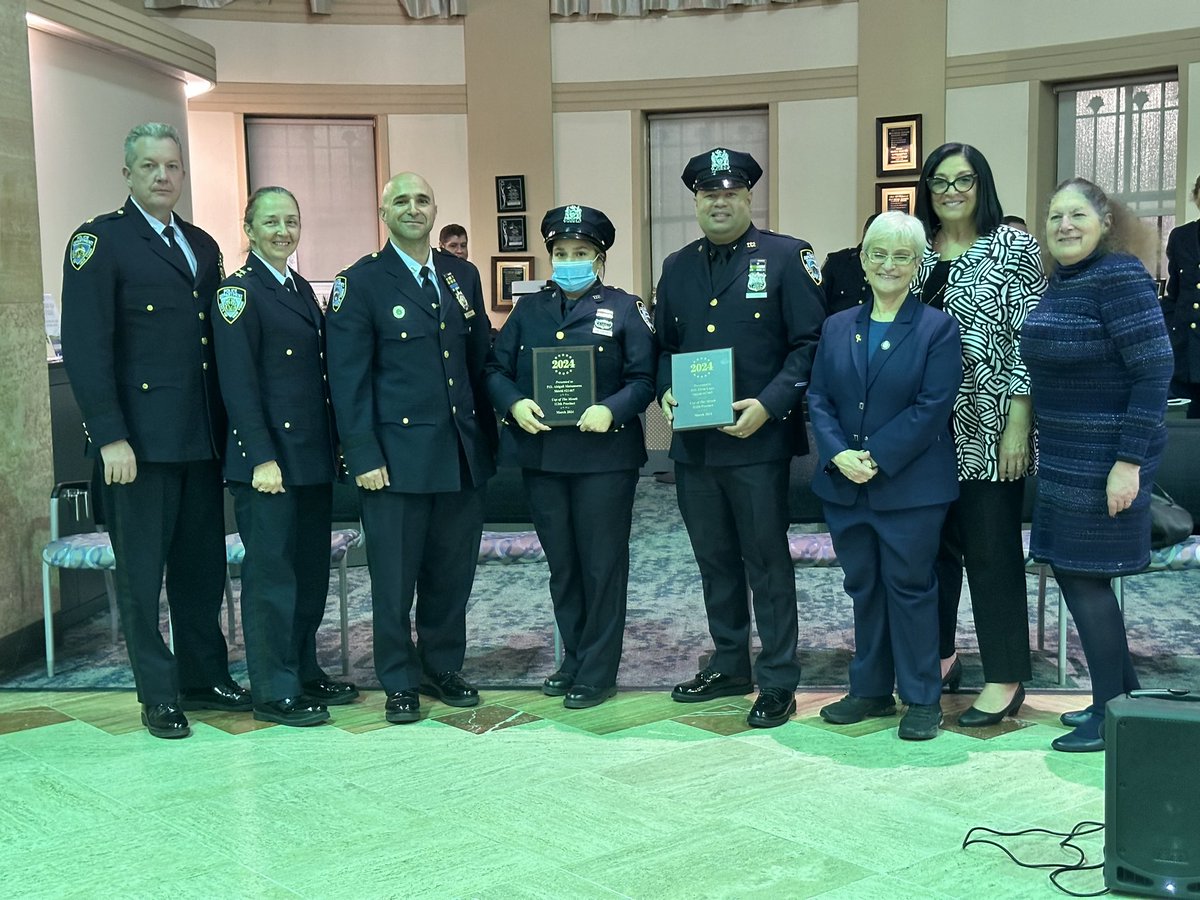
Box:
[832,449,878,484]
[510,398,613,434]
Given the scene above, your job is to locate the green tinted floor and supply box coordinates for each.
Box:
[0,689,1106,899]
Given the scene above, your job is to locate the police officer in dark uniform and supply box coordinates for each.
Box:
[326,171,496,725]
[1163,173,1200,416]
[485,205,656,708]
[656,148,825,728]
[821,214,877,315]
[212,186,358,727]
[60,122,249,740]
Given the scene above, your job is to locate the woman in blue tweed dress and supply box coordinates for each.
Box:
[1022,178,1173,752]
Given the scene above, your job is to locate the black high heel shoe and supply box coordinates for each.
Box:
[957,684,1025,728]
[940,657,963,694]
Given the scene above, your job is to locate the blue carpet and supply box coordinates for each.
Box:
[8,478,1200,692]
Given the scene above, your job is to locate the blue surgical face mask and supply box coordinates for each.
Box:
[551,258,598,294]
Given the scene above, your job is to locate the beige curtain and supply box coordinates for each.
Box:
[144,0,464,17]
[552,0,800,16]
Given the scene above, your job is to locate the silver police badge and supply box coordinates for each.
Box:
[69,233,98,270]
[564,205,583,224]
[711,148,730,174]
[217,286,247,324]
[748,259,767,293]
[331,276,347,312]
[800,248,823,286]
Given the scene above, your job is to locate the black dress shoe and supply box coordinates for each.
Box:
[179,682,253,712]
[820,694,897,724]
[899,703,943,740]
[302,678,360,706]
[141,703,191,739]
[253,697,330,727]
[941,657,963,693]
[747,688,796,728]
[671,669,753,704]
[563,684,617,709]
[1060,708,1096,728]
[542,670,576,697]
[1052,716,1105,753]
[385,690,421,724]
[957,684,1025,728]
[419,671,479,707]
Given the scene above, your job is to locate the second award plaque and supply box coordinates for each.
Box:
[532,345,597,426]
[671,347,735,431]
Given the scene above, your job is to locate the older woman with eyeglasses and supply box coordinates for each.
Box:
[913,143,1047,727]
[810,212,962,741]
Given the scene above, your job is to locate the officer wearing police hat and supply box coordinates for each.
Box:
[486,204,656,708]
[655,147,825,728]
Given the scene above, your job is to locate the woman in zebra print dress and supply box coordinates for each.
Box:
[913,143,1047,727]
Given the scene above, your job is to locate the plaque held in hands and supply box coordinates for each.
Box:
[670,348,735,431]
[532,345,596,426]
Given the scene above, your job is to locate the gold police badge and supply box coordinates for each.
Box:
[70,233,98,270]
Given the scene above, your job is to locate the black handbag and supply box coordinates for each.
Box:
[1150,483,1193,550]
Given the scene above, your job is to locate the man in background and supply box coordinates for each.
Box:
[438,223,469,260]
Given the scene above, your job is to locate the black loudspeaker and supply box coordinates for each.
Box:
[1105,691,1200,897]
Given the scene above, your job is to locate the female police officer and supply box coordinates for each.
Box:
[486,205,656,708]
[213,186,357,726]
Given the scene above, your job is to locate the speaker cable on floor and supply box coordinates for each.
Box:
[962,821,1108,897]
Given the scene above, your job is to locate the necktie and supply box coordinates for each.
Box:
[284,276,297,294]
[420,265,440,312]
[164,225,193,278]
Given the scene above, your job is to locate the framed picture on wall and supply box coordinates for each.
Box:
[498,215,527,252]
[496,175,526,212]
[876,182,919,215]
[492,256,534,312]
[876,114,923,177]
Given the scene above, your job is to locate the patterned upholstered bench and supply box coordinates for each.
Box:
[788,531,840,567]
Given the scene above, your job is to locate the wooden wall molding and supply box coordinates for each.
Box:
[189,82,468,114]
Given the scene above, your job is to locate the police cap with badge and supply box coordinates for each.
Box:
[540,204,616,252]
[682,148,763,193]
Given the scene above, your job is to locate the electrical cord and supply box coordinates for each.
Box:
[962,821,1108,897]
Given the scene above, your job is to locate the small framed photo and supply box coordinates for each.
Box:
[496,175,526,212]
[877,182,919,216]
[491,256,534,312]
[876,114,923,177]
[498,215,527,253]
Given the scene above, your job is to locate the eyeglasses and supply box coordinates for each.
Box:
[865,249,917,266]
[927,174,978,194]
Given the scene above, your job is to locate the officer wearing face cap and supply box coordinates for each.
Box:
[486,204,657,709]
[654,147,825,728]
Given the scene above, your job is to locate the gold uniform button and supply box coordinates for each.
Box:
[556,331,565,340]
[754,312,761,319]
[402,417,410,425]
[199,312,206,320]
[1193,303,1199,310]
[286,349,293,356]
[710,299,718,307]
[598,346,605,352]
[452,406,457,414]
[401,332,408,339]
[707,324,716,333]
[141,383,149,391]
[283,422,291,429]
[192,291,199,299]
[320,352,324,359]
[431,303,439,310]
[146,304,154,312]
[202,362,209,370]
[443,350,450,359]
[201,337,208,345]
[440,322,446,330]
[448,378,454,386]
[1192,323,1197,330]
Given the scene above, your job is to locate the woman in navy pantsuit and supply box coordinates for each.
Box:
[809,212,963,741]
[485,205,657,709]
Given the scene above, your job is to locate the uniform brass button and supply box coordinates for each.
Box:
[1192,323,1198,330]
[283,422,291,429]
[556,331,565,340]
[859,402,865,410]
[242,452,246,457]
[431,303,439,309]
[443,350,450,358]
[401,331,408,339]
[192,291,199,299]
[201,337,208,345]
[1193,303,1199,310]
[320,352,324,359]
[199,312,205,320]
[141,383,149,390]
[146,304,154,312]
[202,362,209,370]
[286,349,293,356]
[598,346,605,352]
[707,324,716,333]
[754,312,761,319]
[452,406,457,414]
[402,417,410,425]
[440,323,446,330]
[232,428,237,434]
[448,378,454,386]
[710,299,718,307]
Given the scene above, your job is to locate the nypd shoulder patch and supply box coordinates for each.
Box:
[800,248,822,286]
[636,299,655,333]
[217,286,247,324]
[331,275,347,313]
[70,233,98,271]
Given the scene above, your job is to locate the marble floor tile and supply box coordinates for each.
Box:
[672,702,756,736]
[435,703,541,734]
[0,705,72,734]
